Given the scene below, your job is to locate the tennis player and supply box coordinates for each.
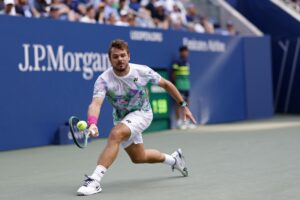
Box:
[77,39,197,196]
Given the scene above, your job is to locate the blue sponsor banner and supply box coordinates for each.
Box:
[0,16,273,150]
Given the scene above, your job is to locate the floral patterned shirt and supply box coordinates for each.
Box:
[93,63,161,122]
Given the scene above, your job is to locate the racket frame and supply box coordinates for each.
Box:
[69,116,93,149]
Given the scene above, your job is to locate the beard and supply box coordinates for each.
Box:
[114,62,128,72]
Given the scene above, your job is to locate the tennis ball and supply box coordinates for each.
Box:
[77,120,87,131]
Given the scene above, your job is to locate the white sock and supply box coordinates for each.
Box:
[163,154,176,166]
[90,165,107,182]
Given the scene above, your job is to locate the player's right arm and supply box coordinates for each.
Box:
[171,63,178,83]
[87,96,104,137]
[158,77,196,124]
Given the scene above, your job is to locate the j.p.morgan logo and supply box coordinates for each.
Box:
[18,44,111,80]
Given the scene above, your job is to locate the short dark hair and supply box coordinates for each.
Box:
[108,39,130,57]
[179,45,188,52]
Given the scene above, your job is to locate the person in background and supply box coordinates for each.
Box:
[169,3,187,31]
[115,9,129,26]
[103,0,119,22]
[172,45,195,129]
[152,0,169,29]
[29,0,50,18]
[200,16,214,33]
[225,21,238,35]
[95,1,105,23]
[15,0,35,17]
[2,0,17,15]
[80,4,96,23]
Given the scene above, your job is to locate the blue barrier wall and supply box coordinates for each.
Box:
[0,16,273,150]
[243,37,273,119]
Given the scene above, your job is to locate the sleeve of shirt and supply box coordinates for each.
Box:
[144,66,161,85]
[93,76,107,98]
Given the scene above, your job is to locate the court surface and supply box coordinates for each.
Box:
[1,115,300,200]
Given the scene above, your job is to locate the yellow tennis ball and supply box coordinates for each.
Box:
[77,120,87,131]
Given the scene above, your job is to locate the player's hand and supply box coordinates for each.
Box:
[182,107,197,124]
[88,124,99,137]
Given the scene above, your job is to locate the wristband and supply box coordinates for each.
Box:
[179,101,188,107]
[87,115,98,126]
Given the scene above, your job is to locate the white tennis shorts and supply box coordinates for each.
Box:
[118,110,153,149]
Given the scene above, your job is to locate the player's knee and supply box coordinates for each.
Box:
[130,155,146,164]
[108,129,123,143]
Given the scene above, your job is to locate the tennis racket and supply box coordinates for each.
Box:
[68,116,95,149]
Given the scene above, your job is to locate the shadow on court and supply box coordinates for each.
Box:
[0,115,300,200]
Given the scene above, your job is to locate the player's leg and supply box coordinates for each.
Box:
[120,110,173,164]
[77,123,131,196]
[125,143,188,176]
[124,143,165,163]
[97,123,131,167]
[120,109,188,175]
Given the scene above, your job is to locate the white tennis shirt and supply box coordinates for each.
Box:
[93,63,161,122]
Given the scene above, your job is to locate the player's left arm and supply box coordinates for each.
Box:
[158,77,197,124]
[87,96,104,137]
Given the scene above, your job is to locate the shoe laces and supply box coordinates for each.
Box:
[83,175,95,187]
[172,160,177,171]
[172,150,183,170]
[171,152,179,171]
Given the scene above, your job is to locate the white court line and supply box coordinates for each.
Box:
[196,120,300,132]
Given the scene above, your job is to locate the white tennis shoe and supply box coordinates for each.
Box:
[171,148,188,177]
[77,175,102,196]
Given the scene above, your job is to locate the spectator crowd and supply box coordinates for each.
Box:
[0,0,237,35]
[282,0,300,12]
